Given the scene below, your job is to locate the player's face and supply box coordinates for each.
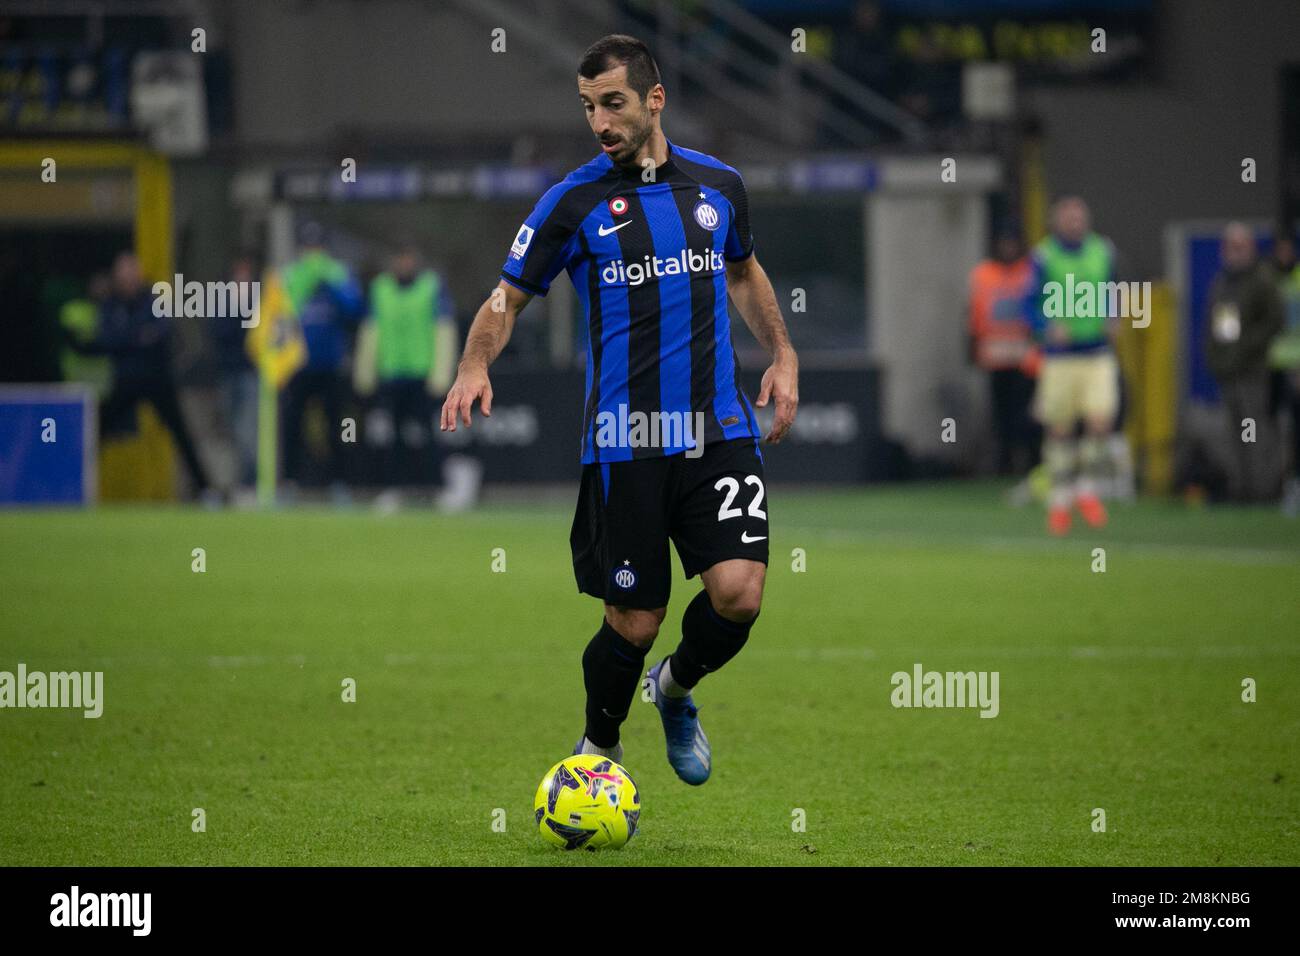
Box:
[1053,201,1089,244]
[578,66,659,168]
[393,250,419,280]
[1221,228,1255,271]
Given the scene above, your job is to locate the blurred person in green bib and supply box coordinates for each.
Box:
[354,242,479,511]
[279,222,365,502]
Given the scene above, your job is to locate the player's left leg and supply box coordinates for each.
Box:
[1076,418,1111,527]
[646,438,770,784]
[660,559,763,693]
[1076,352,1121,527]
[643,562,764,786]
[143,376,212,495]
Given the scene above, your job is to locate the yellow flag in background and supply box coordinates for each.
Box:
[246,268,306,390]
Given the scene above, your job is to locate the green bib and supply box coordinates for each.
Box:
[372,272,438,379]
[283,251,349,312]
[1037,233,1113,343]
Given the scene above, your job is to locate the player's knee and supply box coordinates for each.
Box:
[604,605,666,648]
[708,566,765,622]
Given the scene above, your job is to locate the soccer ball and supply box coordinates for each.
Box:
[534,754,640,850]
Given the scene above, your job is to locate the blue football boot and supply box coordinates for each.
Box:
[644,659,711,785]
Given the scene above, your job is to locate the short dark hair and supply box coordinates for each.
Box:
[578,34,661,100]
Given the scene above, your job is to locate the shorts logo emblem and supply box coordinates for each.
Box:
[612,561,637,590]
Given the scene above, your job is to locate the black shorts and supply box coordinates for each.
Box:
[570,438,770,609]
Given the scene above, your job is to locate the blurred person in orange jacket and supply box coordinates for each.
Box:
[968,232,1041,475]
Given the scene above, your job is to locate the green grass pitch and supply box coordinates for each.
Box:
[2,483,1297,866]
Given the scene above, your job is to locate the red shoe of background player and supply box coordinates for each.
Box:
[1047,506,1072,536]
[1077,493,1108,528]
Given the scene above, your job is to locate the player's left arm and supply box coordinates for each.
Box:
[725,253,798,443]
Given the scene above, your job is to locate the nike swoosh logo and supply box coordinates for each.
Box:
[741,532,767,543]
[598,221,631,236]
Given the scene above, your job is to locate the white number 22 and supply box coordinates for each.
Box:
[715,475,766,521]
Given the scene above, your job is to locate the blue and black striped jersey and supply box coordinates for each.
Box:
[500,139,762,463]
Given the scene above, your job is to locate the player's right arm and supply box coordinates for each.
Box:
[443,174,583,430]
[439,279,532,431]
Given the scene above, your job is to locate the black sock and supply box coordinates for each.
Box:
[582,619,650,748]
[668,590,757,690]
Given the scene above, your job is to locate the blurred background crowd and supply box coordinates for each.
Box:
[2,0,1298,517]
[48,228,480,512]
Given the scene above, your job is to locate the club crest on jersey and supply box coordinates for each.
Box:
[612,561,637,591]
[509,223,534,259]
[608,196,629,217]
[693,200,720,231]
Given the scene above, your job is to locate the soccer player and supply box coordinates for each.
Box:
[440,35,798,785]
[1027,197,1120,535]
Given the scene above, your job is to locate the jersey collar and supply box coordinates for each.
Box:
[606,136,680,182]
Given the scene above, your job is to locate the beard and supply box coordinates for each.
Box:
[606,113,653,167]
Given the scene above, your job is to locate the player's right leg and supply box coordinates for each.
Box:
[573,605,665,763]
[1036,359,1078,534]
[568,457,672,763]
